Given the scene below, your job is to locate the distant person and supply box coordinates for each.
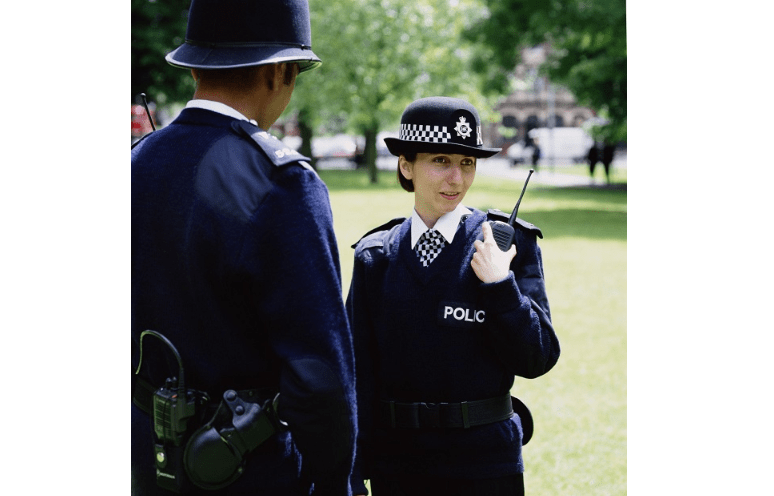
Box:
[131,0,356,494]
[601,142,615,184]
[347,97,561,496]
[587,142,599,179]
[506,140,527,168]
[531,137,541,171]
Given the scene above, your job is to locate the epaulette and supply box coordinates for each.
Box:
[486,209,543,239]
[351,217,406,249]
[231,120,314,170]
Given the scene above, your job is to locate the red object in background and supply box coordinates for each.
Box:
[131,104,155,138]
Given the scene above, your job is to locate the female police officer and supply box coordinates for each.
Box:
[347,97,560,496]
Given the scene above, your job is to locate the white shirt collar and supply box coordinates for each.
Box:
[410,204,471,248]
[186,99,258,126]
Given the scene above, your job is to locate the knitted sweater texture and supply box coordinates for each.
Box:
[132,108,356,495]
[347,209,559,485]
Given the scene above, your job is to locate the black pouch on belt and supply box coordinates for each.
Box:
[511,396,534,445]
[183,389,285,491]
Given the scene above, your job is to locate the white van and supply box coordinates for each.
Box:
[527,127,594,164]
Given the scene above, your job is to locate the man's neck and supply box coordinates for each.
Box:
[192,89,261,122]
[187,99,253,123]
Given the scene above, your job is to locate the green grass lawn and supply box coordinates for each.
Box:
[320,168,627,495]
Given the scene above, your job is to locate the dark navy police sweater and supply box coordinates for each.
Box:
[347,209,560,488]
[132,108,357,495]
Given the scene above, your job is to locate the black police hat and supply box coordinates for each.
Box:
[166,0,321,73]
[384,97,501,159]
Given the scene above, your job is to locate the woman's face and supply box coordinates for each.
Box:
[399,152,476,227]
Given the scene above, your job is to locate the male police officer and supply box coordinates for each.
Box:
[131,1,356,494]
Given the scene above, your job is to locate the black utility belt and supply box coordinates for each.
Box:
[380,394,514,430]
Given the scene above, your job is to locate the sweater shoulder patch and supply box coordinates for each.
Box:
[486,208,543,239]
[351,217,406,249]
[231,120,313,169]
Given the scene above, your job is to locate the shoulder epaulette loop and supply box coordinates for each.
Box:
[486,209,509,223]
[514,217,543,238]
[351,217,406,249]
[486,208,543,239]
[231,120,312,169]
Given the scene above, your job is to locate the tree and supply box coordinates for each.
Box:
[290,0,496,183]
[131,0,194,106]
[130,0,506,181]
[466,0,627,143]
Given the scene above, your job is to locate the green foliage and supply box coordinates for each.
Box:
[466,0,627,142]
[130,0,508,144]
[131,0,195,105]
[295,0,492,131]
[290,0,502,181]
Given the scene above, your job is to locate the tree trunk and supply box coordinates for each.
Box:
[298,109,316,170]
[364,126,378,184]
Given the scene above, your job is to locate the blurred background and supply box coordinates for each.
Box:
[131,0,626,186]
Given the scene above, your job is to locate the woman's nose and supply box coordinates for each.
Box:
[446,164,463,184]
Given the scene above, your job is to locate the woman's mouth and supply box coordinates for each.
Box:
[440,192,460,200]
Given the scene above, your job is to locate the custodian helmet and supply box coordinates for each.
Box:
[165,0,321,73]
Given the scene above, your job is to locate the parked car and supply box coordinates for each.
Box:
[527,127,594,164]
[506,140,532,166]
[312,134,358,160]
[131,104,155,143]
[282,135,302,151]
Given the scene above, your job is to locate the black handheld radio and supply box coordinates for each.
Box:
[136,330,208,493]
[488,169,534,251]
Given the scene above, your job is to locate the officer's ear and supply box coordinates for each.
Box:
[262,64,290,92]
[283,63,298,86]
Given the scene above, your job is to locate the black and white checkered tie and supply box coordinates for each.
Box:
[415,229,446,267]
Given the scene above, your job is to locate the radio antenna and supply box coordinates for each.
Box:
[508,169,534,226]
[140,93,156,132]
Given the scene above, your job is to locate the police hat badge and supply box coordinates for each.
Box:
[166,0,321,73]
[384,97,501,159]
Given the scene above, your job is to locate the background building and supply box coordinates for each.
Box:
[486,44,597,150]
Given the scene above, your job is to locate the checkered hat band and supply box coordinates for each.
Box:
[399,124,451,143]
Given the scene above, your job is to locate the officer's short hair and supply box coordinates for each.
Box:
[194,63,298,91]
[397,152,418,192]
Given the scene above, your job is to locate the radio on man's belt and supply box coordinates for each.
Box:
[133,330,286,493]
